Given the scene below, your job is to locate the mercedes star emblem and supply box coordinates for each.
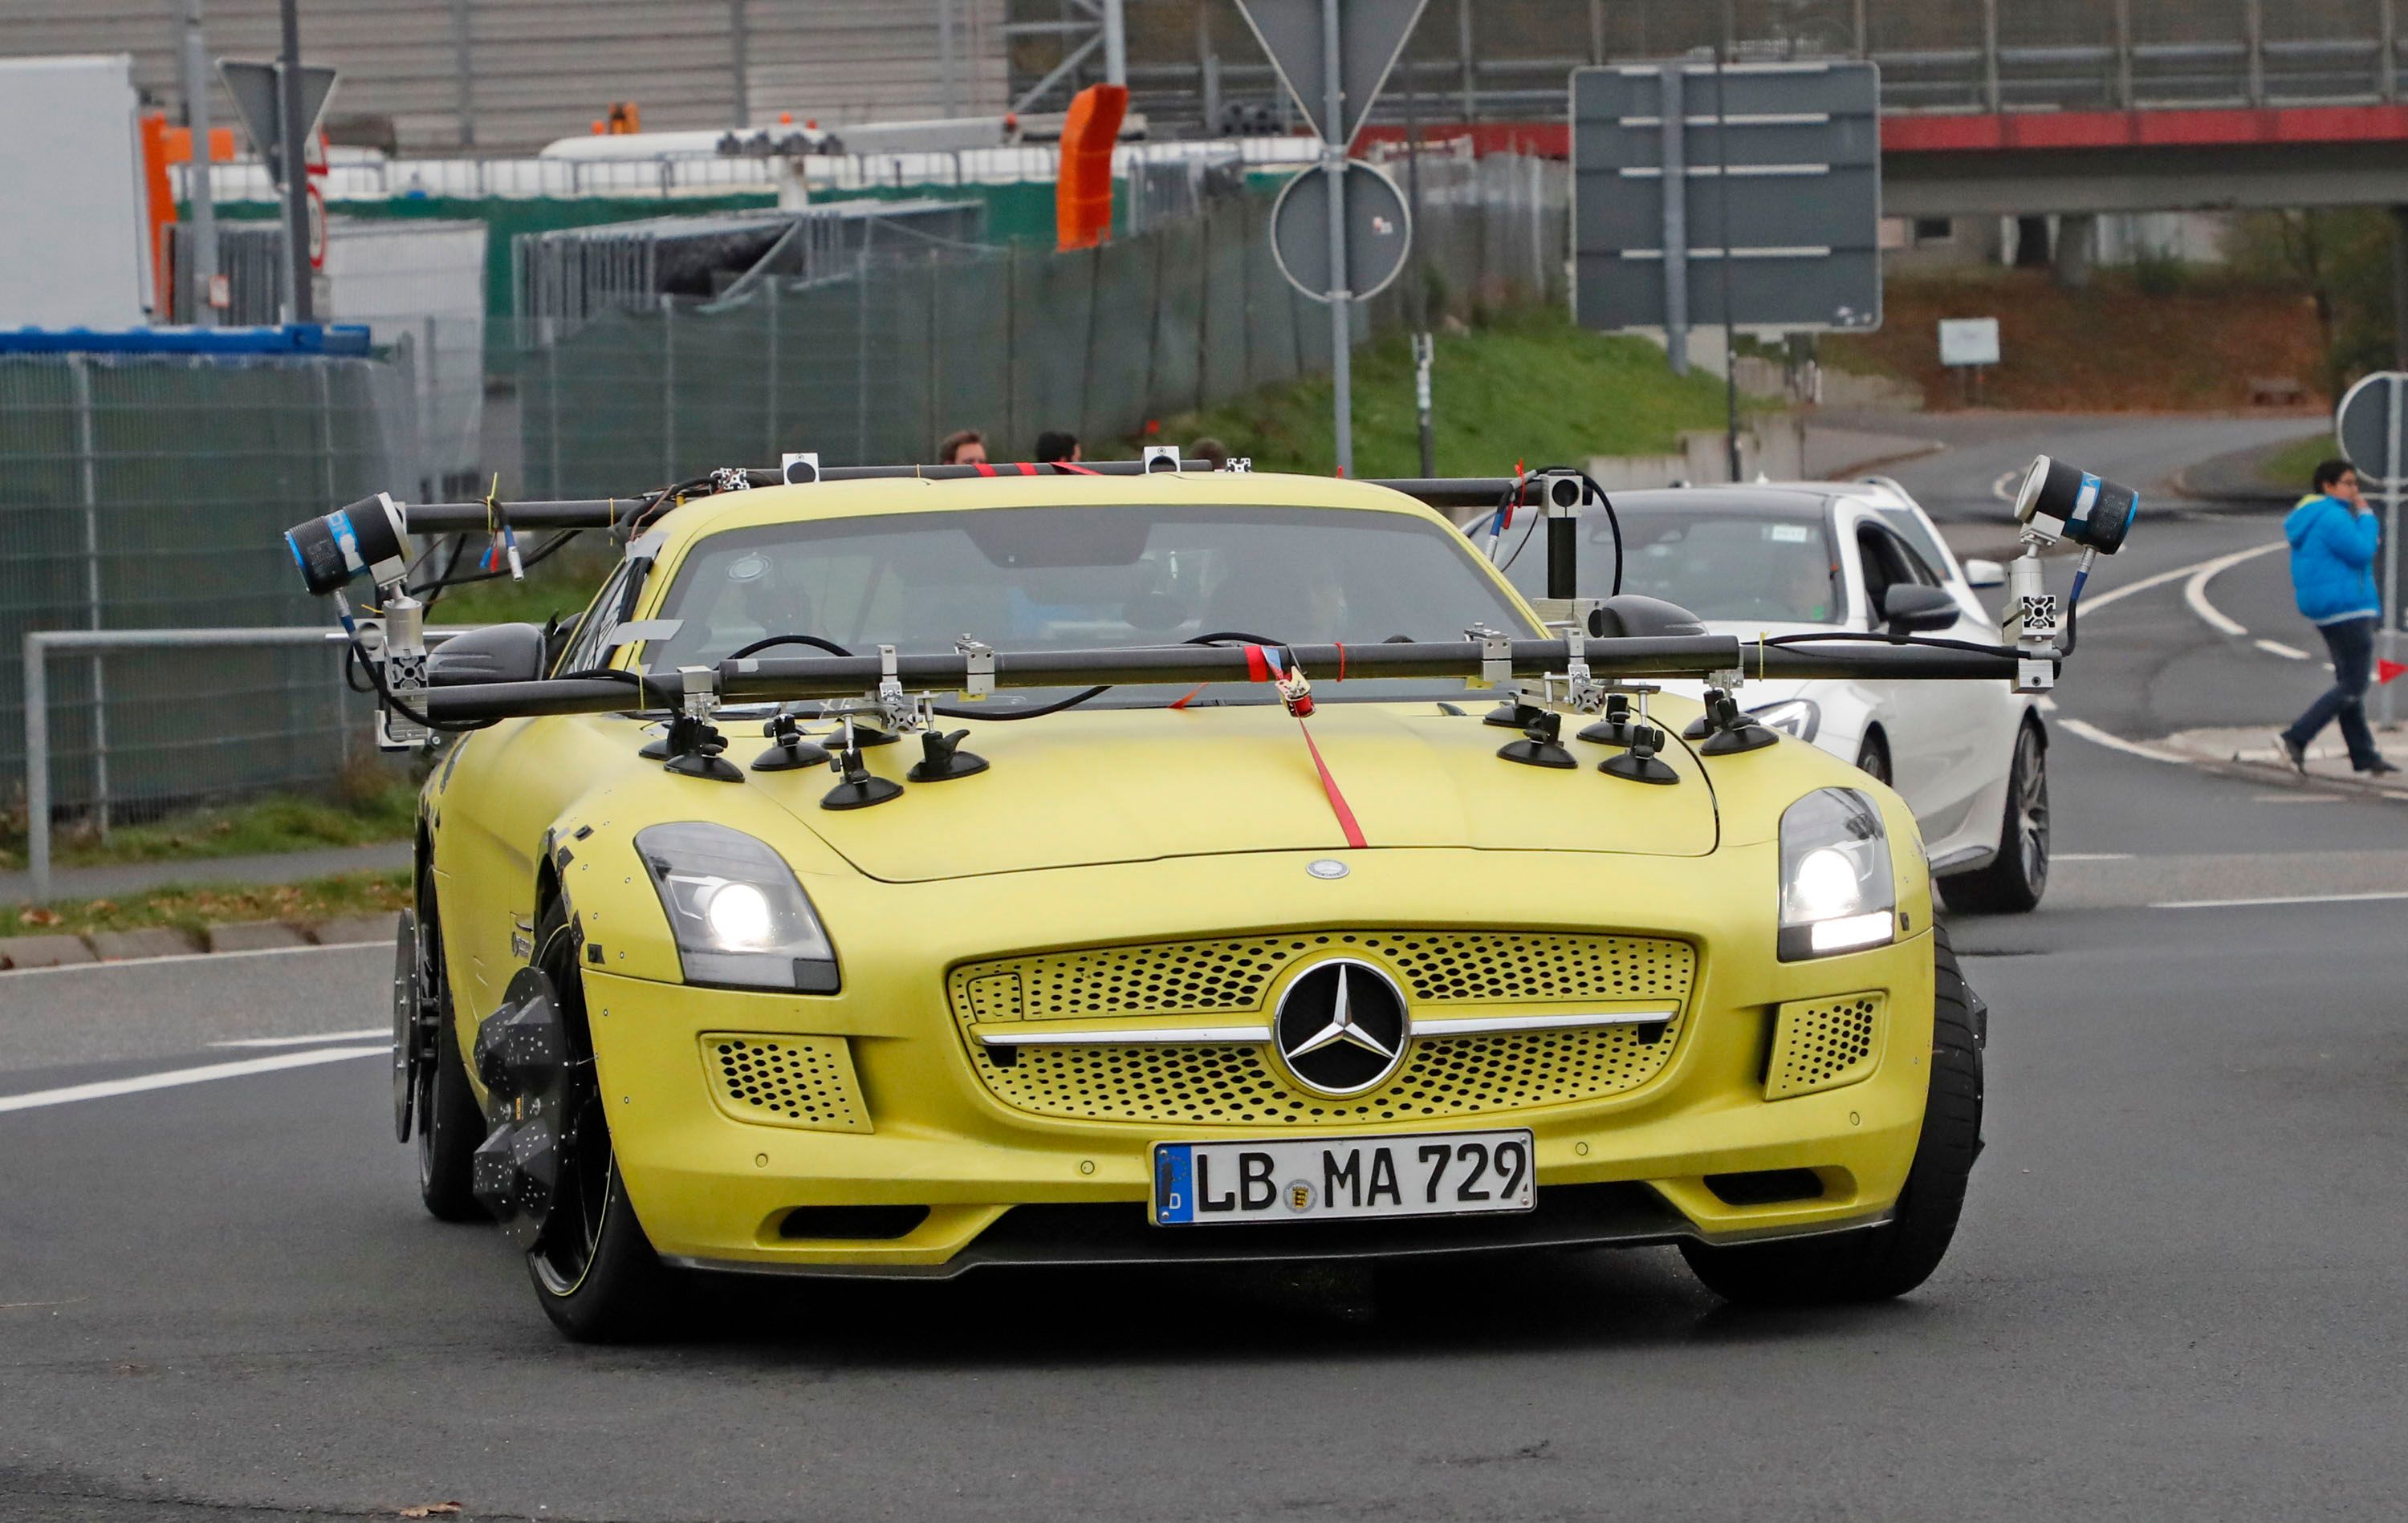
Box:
[1272,958,1410,1096]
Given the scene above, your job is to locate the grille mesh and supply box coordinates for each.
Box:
[949,931,1695,1127]
[950,931,1694,1023]
[1763,993,1884,1100]
[703,1035,871,1131]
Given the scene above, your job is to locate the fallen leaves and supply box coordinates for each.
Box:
[18,908,61,928]
[399,1505,462,1519]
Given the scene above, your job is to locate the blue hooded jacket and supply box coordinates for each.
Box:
[2285,493,2382,625]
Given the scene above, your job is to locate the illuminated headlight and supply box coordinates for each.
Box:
[1747,698,1820,742]
[1778,787,1895,961]
[636,822,839,992]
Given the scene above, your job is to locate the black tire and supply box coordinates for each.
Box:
[1678,924,1985,1306]
[1854,729,1893,786]
[415,871,486,1223]
[523,896,674,1342]
[1938,720,2049,915]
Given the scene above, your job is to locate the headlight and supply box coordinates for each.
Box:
[1779,787,1895,960]
[1747,697,1820,742]
[636,822,839,992]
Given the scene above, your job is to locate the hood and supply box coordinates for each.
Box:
[2285,495,2336,547]
[744,701,1719,883]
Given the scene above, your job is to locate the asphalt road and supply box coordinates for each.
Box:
[6,415,2405,1522]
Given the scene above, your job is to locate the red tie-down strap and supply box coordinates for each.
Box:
[1235,645,1368,850]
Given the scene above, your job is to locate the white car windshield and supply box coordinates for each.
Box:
[642,502,1538,710]
[1503,506,1841,625]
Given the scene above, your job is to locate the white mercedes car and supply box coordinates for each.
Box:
[1499,478,2048,913]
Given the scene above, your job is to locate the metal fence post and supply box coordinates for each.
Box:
[661,295,677,481]
[25,633,50,905]
[764,275,780,456]
[66,357,110,835]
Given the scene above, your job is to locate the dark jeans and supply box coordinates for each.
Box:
[2284,615,2383,769]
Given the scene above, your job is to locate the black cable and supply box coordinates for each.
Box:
[922,633,1289,722]
[405,529,580,597]
[728,633,856,660]
[1759,630,2021,658]
[1497,500,1544,573]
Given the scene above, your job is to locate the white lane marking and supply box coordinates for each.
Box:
[0,1045,386,1115]
[209,1028,386,1049]
[1991,468,2021,503]
[2077,541,2283,617]
[0,940,384,980]
[2056,717,2190,764]
[2054,852,2134,861]
[2182,542,2282,637]
[2035,695,2059,712]
[2154,891,2408,909]
[2254,639,2310,660]
[2250,794,2341,804]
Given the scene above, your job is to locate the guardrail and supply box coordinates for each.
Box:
[20,627,465,905]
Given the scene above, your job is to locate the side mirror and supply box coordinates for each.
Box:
[1962,557,2006,590]
[1878,583,1960,636]
[427,622,549,686]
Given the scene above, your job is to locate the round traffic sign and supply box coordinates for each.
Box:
[2336,371,2408,487]
[1270,160,1412,304]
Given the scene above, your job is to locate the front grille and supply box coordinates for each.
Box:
[703,1035,872,1131]
[953,931,1694,1022]
[1763,993,1884,1100]
[949,932,1695,1127]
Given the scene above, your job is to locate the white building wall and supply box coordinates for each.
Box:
[0,55,147,329]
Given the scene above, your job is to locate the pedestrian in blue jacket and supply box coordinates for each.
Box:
[2277,458,2397,774]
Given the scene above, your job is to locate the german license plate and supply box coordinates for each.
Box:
[1150,1130,1536,1226]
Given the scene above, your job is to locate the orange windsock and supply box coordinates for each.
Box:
[1056,83,1128,251]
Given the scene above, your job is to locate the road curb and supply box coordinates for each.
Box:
[0,916,397,971]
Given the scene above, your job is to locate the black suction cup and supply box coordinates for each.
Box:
[1577,692,1644,748]
[820,742,903,810]
[847,724,901,748]
[637,733,670,761]
[822,774,904,810]
[656,714,742,783]
[1601,726,1679,785]
[909,729,989,782]
[1498,711,1577,770]
[1681,713,1714,741]
[666,750,745,782]
[1700,721,1779,756]
[1484,700,1549,730]
[752,714,829,772]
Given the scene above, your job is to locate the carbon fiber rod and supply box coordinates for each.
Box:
[417,636,2025,724]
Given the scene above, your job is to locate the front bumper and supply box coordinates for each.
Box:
[584,844,1937,1277]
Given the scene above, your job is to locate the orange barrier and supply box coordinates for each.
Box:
[1055,83,1128,252]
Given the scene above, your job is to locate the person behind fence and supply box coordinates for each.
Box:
[1034,430,1082,465]
[939,429,987,466]
[2277,457,2398,777]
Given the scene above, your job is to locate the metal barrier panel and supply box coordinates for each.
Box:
[0,352,417,820]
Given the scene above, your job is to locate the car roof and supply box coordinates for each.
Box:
[1592,485,1838,516]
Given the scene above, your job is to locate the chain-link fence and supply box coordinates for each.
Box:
[520,152,1568,492]
[0,351,420,823]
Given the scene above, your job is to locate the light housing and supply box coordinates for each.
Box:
[1747,697,1820,743]
[635,822,839,992]
[1778,787,1895,961]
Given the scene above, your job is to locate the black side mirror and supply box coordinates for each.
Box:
[1877,583,1959,636]
[427,622,549,686]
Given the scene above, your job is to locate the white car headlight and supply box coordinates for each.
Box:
[1747,697,1820,742]
[1779,787,1895,961]
[636,822,839,991]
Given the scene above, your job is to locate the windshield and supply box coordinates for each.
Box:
[1502,506,1842,625]
[642,503,1537,710]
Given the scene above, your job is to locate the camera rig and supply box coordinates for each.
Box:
[284,453,2136,801]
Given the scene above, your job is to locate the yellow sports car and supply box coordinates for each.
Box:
[286,454,2122,1341]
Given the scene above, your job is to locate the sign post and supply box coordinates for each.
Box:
[1235,0,1428,476]
[2337,371,2408,729]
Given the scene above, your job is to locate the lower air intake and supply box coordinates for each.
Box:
[1763,993,1884,1101]
[703,1035,871,1131]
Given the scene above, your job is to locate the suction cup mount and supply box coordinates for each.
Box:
[752,712,830,772]
[1578,692,1645,749]
[658,713,742,783]
[1497,710,1578,770]
[1601,725,1679,786]
[1694,688,1778,757]
[1484,697,1550,731]
[820,721,904,810]
[908,729,989,782]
